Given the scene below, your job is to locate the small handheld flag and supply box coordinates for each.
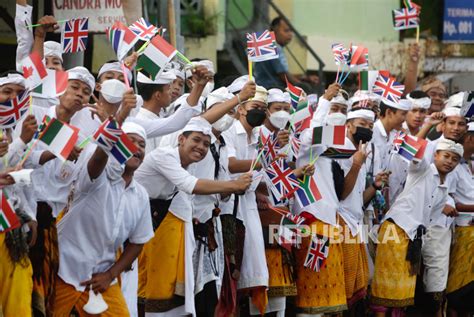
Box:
[0,191,20,233]
[32,69,68,98]
[246,30,279,62]
[38,117,80,161]
[265,159,300,199]
[320,147,356,159]
[372,75,405,103]
[129,18,159,41]
[461,91,474,119]
[0,90,31,129]
[294,174,322,207]
[286,78,304,110]
[136,34,178,80]
[311,125,346,147]
[392,7,420,30]
[106,21,139,61]
[21,52,47,89]
[303,234,330,272]
[61,18,89,54]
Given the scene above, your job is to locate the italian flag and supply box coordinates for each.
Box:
[22,52,47,90]
[0,191,20,233]
[33,69,68,98]
[137,35,177,80]
[359,70,390,91]
[39,117,79,161]
[312,125,346,146]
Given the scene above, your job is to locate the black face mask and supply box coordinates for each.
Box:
[353,126,373,144]
[246,109,266,127]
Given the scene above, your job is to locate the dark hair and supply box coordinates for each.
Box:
[379,101,398,117]
[137,83,164,101]
[270,17,285,30]
[408,90,429,99]
[181,131,192,137]
[0,70,22,77]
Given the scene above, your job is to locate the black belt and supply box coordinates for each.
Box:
[149,193,178,230]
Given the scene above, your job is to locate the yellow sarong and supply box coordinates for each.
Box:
[447,226,474,294]
[51,276,129,316]
[340,218,369,307]
[294,218,347,315]
[0,232,33,317]
[370,221,416,307]
[265,248,297,297]
[144,212,185,312]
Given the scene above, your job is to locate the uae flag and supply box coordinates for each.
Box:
[0,191,20,233]
[33,69,68,98]
[39,117,79,161]
[136,34,177,80]
[312,125,346,146]
[21,52,47,90]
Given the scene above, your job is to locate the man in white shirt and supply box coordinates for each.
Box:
[446,123,474,315]
[135,116,252,317]
[52,122,154,316]
[370,139,463,316]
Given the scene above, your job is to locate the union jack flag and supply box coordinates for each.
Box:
[392,131,407,153]
[246,30,279,62]
[0,90,31,129]
[265,159,300,199]
[61,18,89,54]
[93,118,122,151]
[290,133,301,157]
[303,235,330,272]
[331,43,349,65]
[373,75,405,103]
[392,7,419,30]
[129,18,159,41]
[262,132,280,167]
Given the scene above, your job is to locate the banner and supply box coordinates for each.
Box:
[443,0,474,42]
[53,0,126,32]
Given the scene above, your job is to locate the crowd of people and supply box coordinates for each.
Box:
[0,3,473,317]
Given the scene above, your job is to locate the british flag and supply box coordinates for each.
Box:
[246,30,279,62]
[392,131,407,153]
[93,118,123,151]
[290,133,301,157]
[372,75,405,103]
[265,159,300,199]
[303,235,330,272]
[61,18,89,54]
[129,18,159,41]
[331,43,349,65]
[262,132,280,167]
[0,90,31,129]
[392,7,419,30]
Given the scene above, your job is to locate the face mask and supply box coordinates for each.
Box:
[269,110,291,129]
[201,81,215,98]
[212,114,235,132]
[100,79,126,104]
[326,112,347,125]
[353,126,373,144]
[246,108,266,127]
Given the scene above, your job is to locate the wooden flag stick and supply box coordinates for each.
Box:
[416,26,420,43]
[248,59,253,81]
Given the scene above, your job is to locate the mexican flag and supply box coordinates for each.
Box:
[0,191,20,232]
[359,70,390,91]
[22,52,47,90]
[136,35,177,80]
[39,117,79,161]
[33,69,68,98]
[312,125,346,146]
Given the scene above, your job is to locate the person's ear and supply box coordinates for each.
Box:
[178,134,186,146]
[186,78,194,90]
[95,82,101,92]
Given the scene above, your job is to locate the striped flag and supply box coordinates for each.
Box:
[331,43,349,65]
[136,34,177,80]
[21,52,47,89]
[397,134,427,162]
[349,45,369,69]
[290,100,313,126]
[129,17,159,41]
[39,117,79,161]
[92,118,138,164]
[286,79,304,110]
[320,147,356,159]
[0,90,31,129]
[0,191,20,233]
[32,69,68,98]
[311,125,346,146]
[106,21,139,61]
[261,132,280,167]
[295,174,322,207]
[279,212,306,251]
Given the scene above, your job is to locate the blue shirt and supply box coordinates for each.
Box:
[254,44,288,89]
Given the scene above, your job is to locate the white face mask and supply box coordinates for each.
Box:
[269,110,291,129]
[326,112,347,125]
[100,79,126,104]
[212,114,235,132]
[201,81,215,98]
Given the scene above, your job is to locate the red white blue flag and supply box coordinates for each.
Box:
[331,43,349,65]
[246,30,279,62]
[0,90,30,129]
[265,159,300,199]
[392,7,420,30]
[373,75,405,103]
[61,18,89,54]
[304,234,330,272]
[129,18,159,41]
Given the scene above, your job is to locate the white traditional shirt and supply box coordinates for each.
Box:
[57,149,153,291]
[450,158,474,205]
[134,107,162,154]
[15,4,33,72]
[383,159,448,240]
[372,119,397,171]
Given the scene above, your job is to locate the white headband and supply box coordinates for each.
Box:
[122,121,147,141]
[347,109,375,121]
[98,62,132,83]
[407,94,431,109]
[0,73,25,87]
[67,66,95,92]
[182,116,212,136]
[436,138,463,157]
